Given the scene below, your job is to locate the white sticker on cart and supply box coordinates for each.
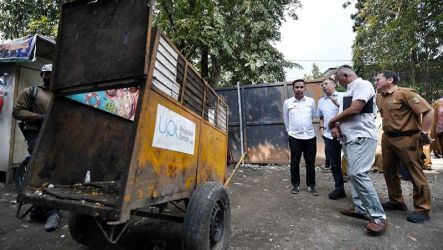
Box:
[152,104,196,155]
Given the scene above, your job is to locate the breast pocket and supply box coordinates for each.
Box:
[387,102,402,110]
[387,102,404,119]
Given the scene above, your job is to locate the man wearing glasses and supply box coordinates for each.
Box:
[283,79,318,196]
[375,70,433,223]
[317,77,346,200]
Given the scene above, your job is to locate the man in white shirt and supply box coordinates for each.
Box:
[317,77,346,200]
[283,79,318,196]
[328,65,387,235]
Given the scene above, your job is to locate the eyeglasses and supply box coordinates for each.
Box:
[374,76,385,82]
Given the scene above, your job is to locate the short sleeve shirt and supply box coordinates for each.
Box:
[339,78,377,143]
[376,86,432,132]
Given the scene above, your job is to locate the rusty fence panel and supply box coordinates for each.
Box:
[217,80,326,165]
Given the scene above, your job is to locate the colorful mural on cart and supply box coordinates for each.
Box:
[67,87,140,121]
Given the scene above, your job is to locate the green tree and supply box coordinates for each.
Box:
[1,0,302,87]
[0,0,66,39]
[345,0,443,100]
[154,0,302,86]
[303,63,323,79]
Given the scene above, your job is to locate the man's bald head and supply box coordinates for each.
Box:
[334,65,358,86]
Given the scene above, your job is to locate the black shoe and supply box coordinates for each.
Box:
[307,186,318,196]
[381,202,408,211]
[291,186,299,194]
[328,189,346,200]
[406,211,429,223]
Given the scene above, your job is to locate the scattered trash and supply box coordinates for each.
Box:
[407,235,417,241]
[48,184,54,188]
[84,170,91,183]
[61,235,65,238]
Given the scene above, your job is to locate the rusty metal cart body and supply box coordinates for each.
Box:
[17,0,230,248]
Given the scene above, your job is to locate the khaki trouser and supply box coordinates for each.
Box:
[382,133,431,213]
[341,155,348,177]
[373,145,384,172]
[423,144,432,169]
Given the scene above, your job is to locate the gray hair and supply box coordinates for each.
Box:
[335,65,356,77]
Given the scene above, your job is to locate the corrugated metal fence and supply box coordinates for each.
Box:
[216,80,326,165]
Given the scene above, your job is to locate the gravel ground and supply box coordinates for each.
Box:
[0,158,442,250]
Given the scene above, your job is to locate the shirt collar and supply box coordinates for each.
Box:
[293,96,306,102]
[380,85,398,96]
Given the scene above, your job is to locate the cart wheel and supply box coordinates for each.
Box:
[69,213,108,247]
[15,156,30,193]
[183,182,230,250]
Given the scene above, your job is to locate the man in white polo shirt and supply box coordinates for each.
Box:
[328,65,387,235]
[283,79,318,196]
[317,77,346,200]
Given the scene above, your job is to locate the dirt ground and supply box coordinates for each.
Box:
[1,158,442,250]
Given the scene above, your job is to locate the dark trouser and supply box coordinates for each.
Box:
[288,136,316,187]
[25,130,39,155]
[323,136,344,191]
[24,130,60,220]
[382,133,431,213]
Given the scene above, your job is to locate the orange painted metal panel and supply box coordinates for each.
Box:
[197,121,228,185]
[123,91,201,207]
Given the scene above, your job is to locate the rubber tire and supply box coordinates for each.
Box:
[69,213,108,247]
[15,156,30,193]
[183,182,231,250]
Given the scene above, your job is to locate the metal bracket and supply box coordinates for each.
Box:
[95,217,130,244]
[16,202,35,219]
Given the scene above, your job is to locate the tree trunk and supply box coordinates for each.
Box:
[201,46,209,80]
[409,50,417,84]
[209,55,221,88]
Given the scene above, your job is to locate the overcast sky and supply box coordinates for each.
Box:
[275,0,357,80]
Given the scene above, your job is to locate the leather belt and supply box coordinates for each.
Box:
[384,130,419,137]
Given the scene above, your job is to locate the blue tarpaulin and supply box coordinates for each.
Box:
[0,35,37,62]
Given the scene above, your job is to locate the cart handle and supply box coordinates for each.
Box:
[224,152,247,188]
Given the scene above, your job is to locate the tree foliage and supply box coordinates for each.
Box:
[303,63,323,79]
[0,0,66,39]
[345,0,443,100]
[154,0,302,86]
[0,0,302,87]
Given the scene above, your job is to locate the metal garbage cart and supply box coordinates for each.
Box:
[16,0,230,249]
